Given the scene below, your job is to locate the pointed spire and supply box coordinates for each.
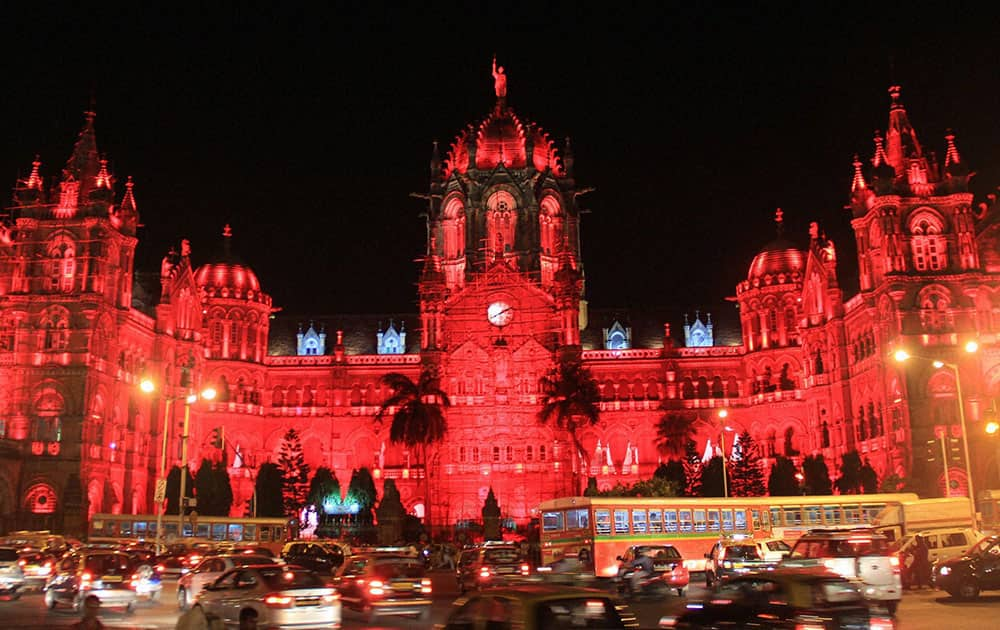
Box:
[64,110,101,199]
[851,154,867,192]
[95,158,112,189]
[119,176,137,214]
[871,130,890,167]
[944,129,961,168]
[26,156,42,190]
[885,85,922,175]
[430,140,441,177]
[222,224,233,260]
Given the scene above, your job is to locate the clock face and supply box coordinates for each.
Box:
[487,301,514,327]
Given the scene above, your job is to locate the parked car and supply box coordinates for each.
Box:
[615,544,689,597]
[456,542,529,593]
[933,534,1000,599]
[334,552,432,623]
[0,547,26,600]
[440,585,639,630]
[197,565,340,628]
[43,550,138,612]
[177,553,278,610]
[893,527,983,565]
[281,540,347,575]
[782,528,902,615]
[704,538,771,587]
[658,567,894,630]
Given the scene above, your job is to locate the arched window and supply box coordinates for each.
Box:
[526,445,533,461]
[868,402,879,437]
[766,431,776,457]
[539,196,564,255]
[539,445,547,461]
[918,286,952,333]
[711,376,724,398]
[24,483,57,514]
[783,427,798,456]
[40,308,70,351]
[857,406,867,441]
[909,209,947,271]
[681,378,694,399]
[696,377,709,399]
[821,421,831,448]
[48,237,76,293]
[486,190,517,261]
[441,196,466,259]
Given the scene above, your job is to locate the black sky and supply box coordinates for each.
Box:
[2,4,999,321]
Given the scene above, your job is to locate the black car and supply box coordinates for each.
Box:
[934,534,1000,599]
[659,568,894,630]
[281,541,346,575]
[334,552,432,623]
[456,543,529,593]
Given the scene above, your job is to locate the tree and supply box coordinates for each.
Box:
[654,460,686,493]
[700,456,727,497]
[307,467,341,514]
[195,458,233,516]
[277,428,310,515]
[165,465,194,515]
[583,476,599,497]
[376,369,450,530]
[835,450,863,495]
[802,454,833,495]
[655,413,697,461]
[729,432,766,497]
[682,440,702,496]
[860,458,879,494]
[768,456,801,496]
[537,356,601,475]
[254,462,285,518]
[346,467,378,526]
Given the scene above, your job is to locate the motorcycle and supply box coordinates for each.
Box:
[614,564,680,600]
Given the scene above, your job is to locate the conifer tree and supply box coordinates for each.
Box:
[729,431,766,496]
[700,456,727,497]
[682,439,702,496]
[255,462,285,517]
[277,429,310,515]
[802,454,833,495]
[307,467,341,514]
[194,458,233,516]
[768,455,801,496]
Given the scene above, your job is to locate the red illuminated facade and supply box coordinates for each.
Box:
[0,81,998,536]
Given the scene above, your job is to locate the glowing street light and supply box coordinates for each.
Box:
[716,409,736,498]
[894,341,979,524]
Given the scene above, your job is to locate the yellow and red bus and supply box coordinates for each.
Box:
[537,493,919,577]
[89,513,289,553]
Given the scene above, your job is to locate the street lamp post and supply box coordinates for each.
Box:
[894,341,979,525]
[985,420,1000,486]
[717,409,735,498]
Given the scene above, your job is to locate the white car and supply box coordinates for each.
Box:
[198,565,340,629]
[755,537,792,563]
[177,553,277,610]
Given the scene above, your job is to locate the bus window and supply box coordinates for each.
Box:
[244,525,257,541]
[595,510,611,535]
[260,526,272,541]
[693,509,706,533]
[212,523,226,541]
[164,522,179,538]
[707,510,720,532]
[648,509,662,533]
[721,510,734,532]
[133,521,146,537]
[274,527,284,541]
[770,508,782,528]
[823,505,839,525]
[182,523,193,537]
[761,509,770,528]
[664,510,678,533]
[861,504,884,523]
[614,510,629,534]
[632,510,647,533]
[735,509,747,531]
[751,509,761,530]
[567,508,589,529]
[543,511,564,532]
[783,507,802,526]
[120,521,133,537]
[678,510,692,532]
[197,524,210,539]
[804,506,821,526]
[844,505,861,524]
[228,524,244,541]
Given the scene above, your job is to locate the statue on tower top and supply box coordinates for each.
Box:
[492,55,507,99]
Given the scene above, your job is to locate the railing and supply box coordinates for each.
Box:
[264,354,421,367]
[674,346,744,357]
[583,349,662,360]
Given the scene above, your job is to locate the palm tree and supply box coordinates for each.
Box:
[655,412,697,461]
[537,356,601,483]
[375,370,450,532]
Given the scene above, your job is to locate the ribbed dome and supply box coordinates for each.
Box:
[194,226,265,299]
[748,238,805,283]
[443,105,562,177]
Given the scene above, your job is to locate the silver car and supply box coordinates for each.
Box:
[198,565,341,629]
[178,554,277,610]
[0,547,26,599]
[43,551,138,612]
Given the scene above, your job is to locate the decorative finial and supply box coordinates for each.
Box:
[26,155,42,190]
[95,158,112,189]
[851,153,866,192]
[888,85,902,109]
[775,208,784,224]
[944,128,962,167]
[872,130,890,167]
[223,224,233,238]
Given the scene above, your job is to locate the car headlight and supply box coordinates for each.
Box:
[939,566,951,576]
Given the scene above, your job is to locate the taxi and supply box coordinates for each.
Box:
[437,584,639,630]
[334,551,432,623]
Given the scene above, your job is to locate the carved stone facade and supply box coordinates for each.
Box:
[0,84,997,536]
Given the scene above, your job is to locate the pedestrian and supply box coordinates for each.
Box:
[239,608,259,630]
[912,535,931,588]
[71,594,104,630]
[175,603,211,630]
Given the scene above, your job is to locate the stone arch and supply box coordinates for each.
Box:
[485,189,518,259]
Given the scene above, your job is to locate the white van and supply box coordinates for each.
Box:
[892,528,982,565]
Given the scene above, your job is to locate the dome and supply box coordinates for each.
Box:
[442,105,562,177]
[747,238,805,284]
[194,226,264,297]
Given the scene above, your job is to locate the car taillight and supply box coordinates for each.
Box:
[368,579,385,596]
[794,624,826,630]
[18,559,26,566]
[479,567,492,578]
[264,594,294,608]
[155,564,165,573]
[889,555,901,574]
[520,563,530,576]
[421,578,432,594]
[870,616,894,630]
[80,572,92,588]
[321,593,339,605]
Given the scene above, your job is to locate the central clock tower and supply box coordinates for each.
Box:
[416,67,587,526]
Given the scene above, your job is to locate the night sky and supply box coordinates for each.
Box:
[2,5,999,324]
